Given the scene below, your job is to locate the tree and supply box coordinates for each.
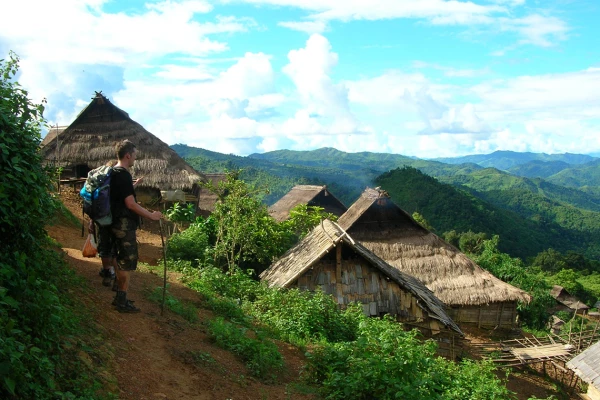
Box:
[531,248,567,274]
[282,204,338,238]
[206,172,294,273]
[412,211,434,232]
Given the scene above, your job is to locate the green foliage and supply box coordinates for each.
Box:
[147,287,199,323]
[248,288,360,344]
[166,218,213,265]
[282,204,338,238]
[412,211,434,232]
[207,317,283,381]
[458,231,488,255]
[473,236,555,330]
[206,172,295,273]
[164,202,196,223]
[304,315,513,400]
[0,52,106,398]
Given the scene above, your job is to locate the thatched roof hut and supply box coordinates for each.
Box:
[261,219,463,341]
[550,285,589,314]
[567,340,600,400]
[268,185,347,222]
[337,188,531,329]
[40,92,204,192]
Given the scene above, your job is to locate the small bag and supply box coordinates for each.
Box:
[82,233,98,258]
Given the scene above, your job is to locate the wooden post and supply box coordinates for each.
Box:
[478,306,482,328]
[336,244,342,303]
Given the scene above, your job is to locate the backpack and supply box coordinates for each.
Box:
[80,165,114,226]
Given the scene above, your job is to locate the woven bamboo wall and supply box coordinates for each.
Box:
[295,258,427,323]
[447,302,518,328]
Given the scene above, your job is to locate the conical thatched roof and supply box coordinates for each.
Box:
[261,219,462,335]
[40,92,204,190]
[338,188,531,306]
[268,185,347,222]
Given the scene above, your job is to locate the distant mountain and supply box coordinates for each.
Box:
[508,160,572,179]
[376,167,596,259]
[432,150,596,170]
[546,159,600,190]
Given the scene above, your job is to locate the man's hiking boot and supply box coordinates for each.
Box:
[113,291,140,313]
[111,297,135,306]
[114,300,140,313]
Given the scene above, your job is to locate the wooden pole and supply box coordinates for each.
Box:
[335,243,342,304]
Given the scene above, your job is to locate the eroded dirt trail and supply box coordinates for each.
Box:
[47,191,311,400]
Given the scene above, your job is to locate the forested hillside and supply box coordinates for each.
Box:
[375,167,592,259]
[173,144,600,260]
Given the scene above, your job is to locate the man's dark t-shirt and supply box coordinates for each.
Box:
[110,167,139,227]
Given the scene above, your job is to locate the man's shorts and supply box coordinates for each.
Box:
[111,217,139,271]
[95,223,116,259]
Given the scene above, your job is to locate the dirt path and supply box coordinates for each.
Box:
[48,191,313,400]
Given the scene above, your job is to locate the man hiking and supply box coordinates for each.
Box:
[89,169,144,291]
[111,139,162,313]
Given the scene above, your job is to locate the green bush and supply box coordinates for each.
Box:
[207,317,283,381]
[167,221,212,265]
[248,288,359,343]
[304,316,513,400]
[0,52,106,399]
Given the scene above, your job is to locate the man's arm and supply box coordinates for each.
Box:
[124,195,162,221]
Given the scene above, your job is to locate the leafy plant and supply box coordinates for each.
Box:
[0,52,107,398]
[207,317,283,381]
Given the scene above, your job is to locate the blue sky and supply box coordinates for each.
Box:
[2,0,599,158]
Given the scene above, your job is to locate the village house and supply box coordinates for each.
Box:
[40,92,204,205]
[261,219,464,358]
[268,185,347,222]
[337,187,531,329]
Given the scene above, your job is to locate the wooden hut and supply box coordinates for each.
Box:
[261,219,463,357]
[40,92,204,203]
[567,340,600,400]
[337,188,531,329]
[550,285,590,315]
[268,185,347,222]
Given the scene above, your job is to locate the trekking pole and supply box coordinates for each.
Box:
[158,219,168,316]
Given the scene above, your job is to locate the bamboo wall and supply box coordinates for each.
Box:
[447,302,518,329]
[292,252,463,358]
[293,252,436,330]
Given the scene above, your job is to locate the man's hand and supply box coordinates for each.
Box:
[149,211,163,221]
[133,177,144,187]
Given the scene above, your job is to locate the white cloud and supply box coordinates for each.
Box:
[278,20,327,34]
[498,14,569,47]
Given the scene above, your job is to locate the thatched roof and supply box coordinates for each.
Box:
[269,185,347,222]
[260,219,462,335]
[567,340,600,388]
[40,92,204,190]
[338,188,531,307]
[550,285,589,311]
[40,125,67,147]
